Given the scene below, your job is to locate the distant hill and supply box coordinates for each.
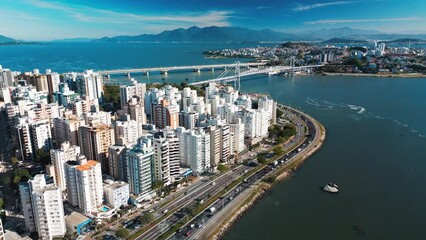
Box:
[93,26,299,43]
[93,26,426,43]
[345,34,426,41]
[323,38,370,44]
[0,34,45,46]
[297,27,381,41]
[379,38,426,44]
[0,35,16,43]
[52,38,96,42]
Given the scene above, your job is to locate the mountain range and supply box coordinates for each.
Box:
[92,26,426,43]
[2,26,426,44]
[0,35,16,43]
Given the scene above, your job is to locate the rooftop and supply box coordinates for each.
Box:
[65,212,91,226]
[76,160,99,171]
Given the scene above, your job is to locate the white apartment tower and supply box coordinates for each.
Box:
[76,70,104,102]
[120,81,146,109]
[114,115,141,146]
[103,180,130,209]
[160,129,180,181]
[178,128,210,174]
[65,157,103,214]
[50,142,81,191]
[19,174,66,240]
[229,119,245,154]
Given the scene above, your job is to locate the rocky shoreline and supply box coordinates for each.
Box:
[210,184,270,240]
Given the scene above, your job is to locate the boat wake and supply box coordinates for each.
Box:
[305,97,425,139]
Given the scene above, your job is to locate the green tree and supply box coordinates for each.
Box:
[115,228,129,238]
[273,146,284,156]
[34,149,51,165]
[217,164,229,173]
[276,137,286,144]
[152,180,164,190]
[103,85,120,103]
[343,57,363,68]
[1,176,11,186]
[12,169,31,184]
[12,175,21,185]
[0,198,4,209]
[11,157,19,166]
[265,176,277,184]
[257,155,267,164]
[276,109,284,119]
[140,212,155,224]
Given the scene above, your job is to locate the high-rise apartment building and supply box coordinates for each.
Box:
[152,99,179,129]
[113,115,141,146]
[53,116,85,146]
[126,137,154,199]
[108,145,127,181]
[19,174,66,240]
[177,128,210,174]
[50,142,81,191]
[78,124,115,173]
[120,81,146,109]
[76,70,103,102]
[65,158,103,214]
[152,137,171,186]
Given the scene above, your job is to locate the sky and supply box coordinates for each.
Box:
[1,0,425,40]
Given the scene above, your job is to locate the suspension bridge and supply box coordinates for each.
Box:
[189,57,323,90]
[98,62,267,76]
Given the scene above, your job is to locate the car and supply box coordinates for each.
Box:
[176,228,184,233]
[190,223,195,228]
[228,196,234,201]
[163,209,168,214]
[197,223,203,228]
[211,181,216,186]
[148,209,155,213]
[185,231,193,237]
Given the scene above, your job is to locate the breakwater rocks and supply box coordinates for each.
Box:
[210,185,270,240]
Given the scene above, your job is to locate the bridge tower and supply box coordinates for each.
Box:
[235,61,241,91]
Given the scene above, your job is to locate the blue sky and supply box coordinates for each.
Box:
[1,0,425,40]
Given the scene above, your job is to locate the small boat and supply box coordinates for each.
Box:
[323,183,339,193]
[268,71,278,76]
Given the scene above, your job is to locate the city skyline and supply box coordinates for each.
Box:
[0,0,425,40]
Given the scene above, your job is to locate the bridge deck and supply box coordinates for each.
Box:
[98,62,267,75]
[189,64,322,85]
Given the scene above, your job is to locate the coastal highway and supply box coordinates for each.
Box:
[137,106,309,240]
[179,105,323,240]
[133,165,253,240]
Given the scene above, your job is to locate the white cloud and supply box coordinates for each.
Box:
[306,17,420,24]
[293,1,357,11]
[23,0,232,29]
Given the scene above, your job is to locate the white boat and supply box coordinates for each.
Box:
[323,183,339,193]
[268,71,278,76]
